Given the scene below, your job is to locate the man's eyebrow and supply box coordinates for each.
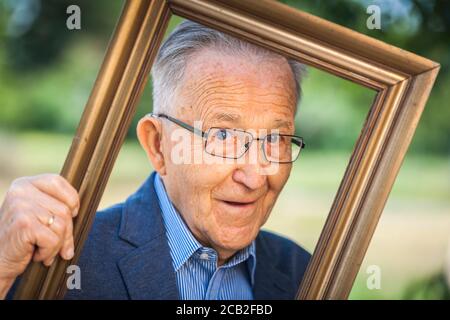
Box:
[273,119,293,130]
[209,112,241,123]
[206,112,293,129]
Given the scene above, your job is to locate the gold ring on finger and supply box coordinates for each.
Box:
[47,214,55,227]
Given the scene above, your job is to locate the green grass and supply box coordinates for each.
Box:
[0,131,449,299]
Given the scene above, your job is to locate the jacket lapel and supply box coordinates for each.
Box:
[253,234,296,300]
[116,172,179,300]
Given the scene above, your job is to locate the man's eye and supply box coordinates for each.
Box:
[267,134,279,144]
[216,129,229,141]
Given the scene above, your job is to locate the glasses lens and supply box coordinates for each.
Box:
[205,128,251,159]
[264,134,302,163]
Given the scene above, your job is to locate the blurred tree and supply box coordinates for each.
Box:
[2,0,123,70]
[403,272,450,299]
[0,0,125,134]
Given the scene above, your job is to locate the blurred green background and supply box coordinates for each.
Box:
[0,0,449,299]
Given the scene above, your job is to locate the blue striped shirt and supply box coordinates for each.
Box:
[154,173,256,300]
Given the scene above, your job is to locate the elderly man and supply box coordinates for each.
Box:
[0,20,310,300]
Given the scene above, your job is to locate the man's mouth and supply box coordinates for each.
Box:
[223,200,253,206]
[217,198,258,213]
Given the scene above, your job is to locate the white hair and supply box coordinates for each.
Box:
[151,20,307,115]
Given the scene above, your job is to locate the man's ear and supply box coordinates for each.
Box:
[137,115,167,176]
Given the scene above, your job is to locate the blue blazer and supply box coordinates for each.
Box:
[9,172,310,300]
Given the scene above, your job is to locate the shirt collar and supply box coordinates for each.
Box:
[154,173,256,284]
[154,173,201,271]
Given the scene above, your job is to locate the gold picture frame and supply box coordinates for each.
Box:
[14,0,440,299]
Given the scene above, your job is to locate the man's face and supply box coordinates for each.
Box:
[159,48,297,260]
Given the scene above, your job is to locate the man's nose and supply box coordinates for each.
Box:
[232,165,267,190]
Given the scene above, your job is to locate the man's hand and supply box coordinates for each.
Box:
[0,174,79,298]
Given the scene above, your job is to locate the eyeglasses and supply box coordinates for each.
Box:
[149,113,305,164]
